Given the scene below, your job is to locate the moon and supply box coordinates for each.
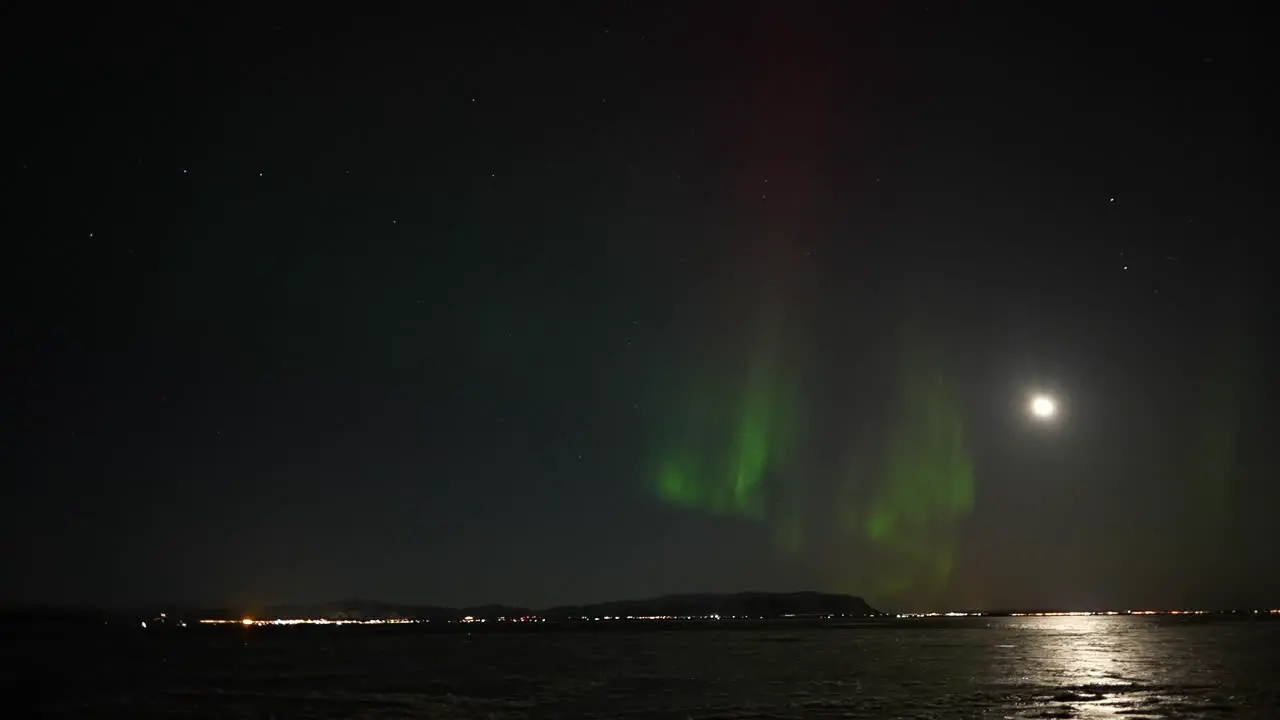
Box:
[1029,394,1057,420]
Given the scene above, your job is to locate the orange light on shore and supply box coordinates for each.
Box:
[241,618,254,626]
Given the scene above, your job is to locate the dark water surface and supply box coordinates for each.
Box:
[7,616,1279,718]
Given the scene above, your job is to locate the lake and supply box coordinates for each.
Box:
[7,615,1278,718]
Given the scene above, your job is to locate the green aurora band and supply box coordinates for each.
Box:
[854,324,974,596]
[652,303,975,597]
[1188,298,1253,539]
[654,301,800,520]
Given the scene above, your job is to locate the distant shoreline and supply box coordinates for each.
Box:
[5,609,1279,632]
[6,589,1279,630]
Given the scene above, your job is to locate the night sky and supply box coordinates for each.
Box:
[4,3,1276,613]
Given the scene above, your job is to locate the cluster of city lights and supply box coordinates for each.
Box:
[895,612,981,618]
[895,609,1280,619]
[1010,610,1212,617]
[199,618,423,627]
[178,609,1280,628]
[190,613,874,626]
[570,614,727,621]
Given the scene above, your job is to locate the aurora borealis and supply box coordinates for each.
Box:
[646,11,981,601]
[652,293,978,602]
[6,3,1277,613]
[653,285,801,519]
[856,321,974,595]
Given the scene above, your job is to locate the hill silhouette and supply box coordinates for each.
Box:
[542,591,879,620]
